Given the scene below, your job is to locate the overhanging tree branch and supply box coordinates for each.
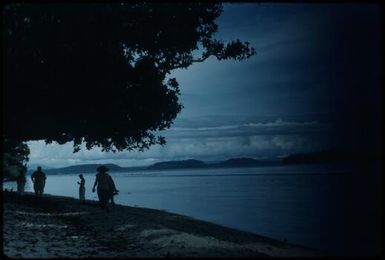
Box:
[4,3,255,153]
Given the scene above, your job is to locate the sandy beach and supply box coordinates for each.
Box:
[3,191,323,257]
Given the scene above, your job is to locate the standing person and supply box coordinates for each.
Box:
[108,174,119,205]
[31,166,46,197]
[16,171,27,195]
[92,165,112,210]
[78,174,86,203]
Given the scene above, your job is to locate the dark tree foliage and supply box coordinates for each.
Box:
[3,139,30,179]
[4,3,255,152]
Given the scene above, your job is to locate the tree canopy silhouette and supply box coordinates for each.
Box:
[3,139,30,179]
[4,3,255,152]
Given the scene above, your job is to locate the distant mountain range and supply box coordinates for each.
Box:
[27,157,281,175]
[27,163,146,175]
[26,149,362,175]
[147,159,206,170]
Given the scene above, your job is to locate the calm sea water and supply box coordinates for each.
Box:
[4,164,381,256]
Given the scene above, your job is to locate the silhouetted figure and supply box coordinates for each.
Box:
[16,171,27,195]
[92,165,113,210]
[108,175,119,205]
[31,166,46,197]
[78,174,85,203]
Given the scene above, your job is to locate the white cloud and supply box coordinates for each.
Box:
[164,118,326,140]
[272,135,303,150]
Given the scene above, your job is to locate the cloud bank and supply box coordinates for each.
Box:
[27,118,331,168]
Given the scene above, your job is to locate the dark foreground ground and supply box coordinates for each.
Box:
[3,191,323,257]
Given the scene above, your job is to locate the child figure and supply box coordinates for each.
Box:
[78,174,86,203]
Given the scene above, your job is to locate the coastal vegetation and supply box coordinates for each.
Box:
[4,3,254,156]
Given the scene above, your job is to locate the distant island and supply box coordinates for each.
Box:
[25,149,360,175]
[148,159,206,170]
[27,157,281,175]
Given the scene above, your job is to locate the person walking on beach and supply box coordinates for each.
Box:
[16,171,27,195]
[31,166,46,197]
[78,174,86,203]
[92,165,113,210]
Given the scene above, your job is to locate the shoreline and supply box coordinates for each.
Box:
[3,191,324,257]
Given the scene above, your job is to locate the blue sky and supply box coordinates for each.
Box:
[27,3,381,168]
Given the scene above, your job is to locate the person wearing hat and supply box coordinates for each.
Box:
[92,165,113,210]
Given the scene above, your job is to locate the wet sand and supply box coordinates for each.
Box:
[3,191,323,257]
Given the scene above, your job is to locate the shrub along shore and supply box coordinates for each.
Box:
[3,191,323,257]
